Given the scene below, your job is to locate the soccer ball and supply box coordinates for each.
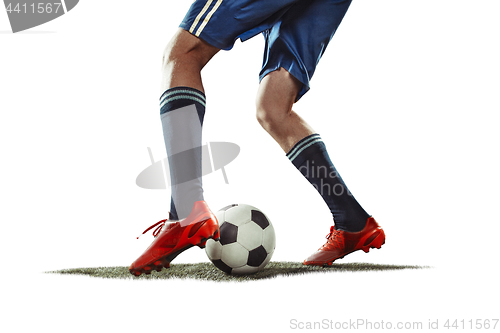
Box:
[205,204,276,275]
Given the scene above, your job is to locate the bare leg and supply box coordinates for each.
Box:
[161,29,220,93]
[255,68,315,153]
[129,30,221,276]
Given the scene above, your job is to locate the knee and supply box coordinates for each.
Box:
[162,39,194,69]
[255,100,269,129]
[255,69,300,133]
[255,95,288,133]
[162,40,176,68]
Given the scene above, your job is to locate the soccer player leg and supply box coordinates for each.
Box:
[161,28,220,93]
[290,134,385,266]
[129,31,220,277]
[256,0,385,265]
[129,90,220,278]
[257,0,369,231]
[161,28,220,221]
[256,68,315,152]
[256,69,371,233]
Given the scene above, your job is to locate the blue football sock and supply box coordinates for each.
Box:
[287,134,370,232]
[159,87,206,220]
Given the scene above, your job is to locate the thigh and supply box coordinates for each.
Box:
[260,0,352,100]
[165,28,220,65]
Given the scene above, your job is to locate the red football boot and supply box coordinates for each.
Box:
[303,217,385,266]
[129,200,219,276]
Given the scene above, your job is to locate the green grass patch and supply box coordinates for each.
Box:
[46,262,429,282]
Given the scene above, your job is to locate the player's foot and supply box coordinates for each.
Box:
[129,200,219,276]
[303,217,385,266]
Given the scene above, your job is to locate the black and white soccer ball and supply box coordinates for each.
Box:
[205,204,276,275]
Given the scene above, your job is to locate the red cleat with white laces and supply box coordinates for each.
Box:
[303,217,385,266]
[129,200,219,276]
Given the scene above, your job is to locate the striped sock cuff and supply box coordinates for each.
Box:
[286,134,323,163]
[160,87,206,115]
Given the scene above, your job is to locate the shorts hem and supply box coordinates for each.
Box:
[178,24,230,51]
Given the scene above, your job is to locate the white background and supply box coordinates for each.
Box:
[1,1,499,332]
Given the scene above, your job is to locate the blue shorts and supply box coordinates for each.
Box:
[180,0,352,100]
